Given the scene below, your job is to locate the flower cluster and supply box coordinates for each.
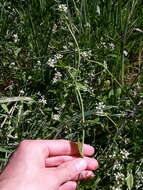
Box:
[52,104,65,121]
[58,4,68,13]
[13,33,19,43]
[96,102,105,115]
[53,71,62,84]
[80,50,92,58]
[37,92,47,105]
[47,54,63,68]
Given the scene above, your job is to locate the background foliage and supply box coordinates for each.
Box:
[0,0,143,189]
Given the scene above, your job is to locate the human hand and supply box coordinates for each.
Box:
[0,140,99,190]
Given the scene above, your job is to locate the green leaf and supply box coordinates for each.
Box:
[0,97,34,104]
[77,130,85,158]
[0,147,11,153]
[1,104,9,113]
[77,138,83,157]
[126,172,134,190]
[116,88,122,97]
[76,82,87,91]
[14,48,21,58]
[109,89,114,97]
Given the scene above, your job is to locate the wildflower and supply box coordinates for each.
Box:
[47,58,57,68]
[61,103,65,109]
[81,50,92,58]
[53,72,62,83]
[54,54,63,60]
[37,60,41,65]
[37,91,41,96]
[58,4,68,13]
[123,50,128,56]
[54,107,60,111]
[101,42,107,48]
[39,95,47,105]
[10,62,16,66]
[52,24,57,33]
[114,172,125,181]
[63,45,68,50]
[120,149,129,159]
[109,151,117,159]
[28,76,32,80]
[109,43,115,49]
[19,90,25,95]
[68,42,74,47]
[124,138,130,144]
[96,102,105,114]
[52,114,60,121]
[96,5,100,15]
[85,22,91,28]
[13,34,18,43]
[113,161,123,170]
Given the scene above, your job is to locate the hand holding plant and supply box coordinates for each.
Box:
[0,140,99,190]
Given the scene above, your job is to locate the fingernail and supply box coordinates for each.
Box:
[85,171,95,178]
[74,159,87,172]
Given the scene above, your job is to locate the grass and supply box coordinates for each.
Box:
[0,0,143,189]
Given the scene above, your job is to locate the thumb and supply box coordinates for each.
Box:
[56,158,87,184]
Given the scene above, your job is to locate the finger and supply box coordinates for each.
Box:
[73,170,95,181]
[45,156,99,170]
[20,140,94,157]
[45,156,73,166]
[55,158,87,185]
[58,181,77,190]
[46,140,95,156]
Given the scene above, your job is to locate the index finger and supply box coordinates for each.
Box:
[46,140,95,156]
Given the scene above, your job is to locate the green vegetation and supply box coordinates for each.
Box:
[0,0,143,189]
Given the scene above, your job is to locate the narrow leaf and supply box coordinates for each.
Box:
[0,147,11,153]
[77,130,85,157]
[1,104,9,113]
[0,97,33,104]
[126,172,134,190]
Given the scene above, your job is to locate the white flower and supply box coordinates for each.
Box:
[61,103,65,109]
[115,172,125,181]
[10,62,16,66]
[39,95,47,105]
[96,5,100,15]
[53,72,62,83]
[101,42,107,48]
[123,50,128,56]
[37,91,41,96]
[120,149,129,159]
[13,34,18,43]
[52,114,60,121]
[109,43,115,49]
[19,90,25,95]
[54,107,60,110]
[96,102,105,114]
[63,45,68,50]
[54,54,63,60]
[85,22,91,28]
[47,58,57,67]
[52,24,57,33]
[81,50,92,58]
[37,60,41,65]
[58,4,68,13]
[109,151,117,159]
[113,161,123,170]
[68,42,74,47]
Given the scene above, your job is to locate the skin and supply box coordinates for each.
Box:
[0,140,99,190]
